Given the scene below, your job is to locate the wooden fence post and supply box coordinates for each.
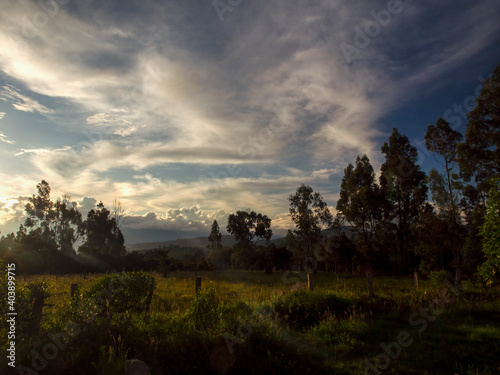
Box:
[414,272,419,290]
[31,295,46,333]
[195,277,202,295]
[307,273,314,292]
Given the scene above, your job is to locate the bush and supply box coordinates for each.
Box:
[185,282,221,331]
[428,270,453,287]
[306,312,367,354]
[83,271,156,316]
[274,290,351,329]
[15,281,51,334]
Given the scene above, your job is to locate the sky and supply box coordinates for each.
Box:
[1,0,500,244]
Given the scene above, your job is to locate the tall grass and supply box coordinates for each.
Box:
[2,270,499,374]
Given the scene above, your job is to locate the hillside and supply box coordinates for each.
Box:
[126,226,358,252]
[126,235,237,252]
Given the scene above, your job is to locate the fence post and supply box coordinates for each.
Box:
[195,277,202,295]
[366,271,374,297]
[414,272,419,290]
[31,295,46,333]
[307,273,314,292]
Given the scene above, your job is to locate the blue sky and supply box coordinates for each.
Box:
[1,0,500,243]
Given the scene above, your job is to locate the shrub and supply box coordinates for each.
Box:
[306,312,367,354]
[16,281,51,334]
[274,290,351,329]
[83,271,156,316]
[185,282,221,331]
[428,270,453,287]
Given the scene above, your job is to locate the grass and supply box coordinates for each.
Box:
[2,270,499,374]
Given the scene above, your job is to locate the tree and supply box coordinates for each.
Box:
[414,204,463,274]
[425,117,463,222]
[23,180,83,256]
[79,202,126,259]
[288,184,333,269]
[112,198,125,228]
[458,64,500,200]
[380,128,428,273]
[226,210,272,270]
[336,154,383,253]
[208,220,223,251]
[478,178,500,284]
[226,210,273,248]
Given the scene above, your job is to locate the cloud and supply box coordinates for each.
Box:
[15,146,71,157]
[0,112,5,119]
[0,196,29,229]
[0,132,15,144]
[0,85,55,114]
[78,197,97,218]
[123,206,227,233]
[0,0,499,238]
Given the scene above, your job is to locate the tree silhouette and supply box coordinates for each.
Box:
[425,117,463,223]
[208,220,223,250]
[288,184,332,269]
[458,64,500,199]
[79,202,125,258]
[226,210,273,248]
[380,129,427,272]
[336,154,383,254]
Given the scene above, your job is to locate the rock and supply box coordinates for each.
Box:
[124,359,149,375]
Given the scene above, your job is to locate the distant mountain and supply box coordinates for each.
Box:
[121,228,210,246]
[126,226,357,252]
[126,235,236,252]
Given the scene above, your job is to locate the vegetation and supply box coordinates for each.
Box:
[0,62,499,374]
[1,269,499,374]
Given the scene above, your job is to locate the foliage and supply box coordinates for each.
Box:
[83,271,156,315]
[185,282,221,331]
[207,246,233,270]
[306,311,367,354]
[288,184,333,261]
[79,201,126,258]
[14,281,51,335]
[414,204,465,272]
[478,178,500,284]
[428,270,454,287]
[425,118,463,222]
[336,154,383,254]
[226,210,273,248]
[5,271,500,374]
[24,180,83,255]
[274,290,351,329]
[208,219,223,251]
[380,128,428,272]
[458,63,500,195]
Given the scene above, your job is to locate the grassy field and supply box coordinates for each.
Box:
[4,270,500,374]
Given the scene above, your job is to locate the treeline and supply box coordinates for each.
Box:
[206,63,500,283]
[0,181,127,274]
[1,64,499,281]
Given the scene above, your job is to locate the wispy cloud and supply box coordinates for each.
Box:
[0,132,15,144]
[0,85,55,114]
[0,0,499,236]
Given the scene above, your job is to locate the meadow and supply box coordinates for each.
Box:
[3,270,500,374]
